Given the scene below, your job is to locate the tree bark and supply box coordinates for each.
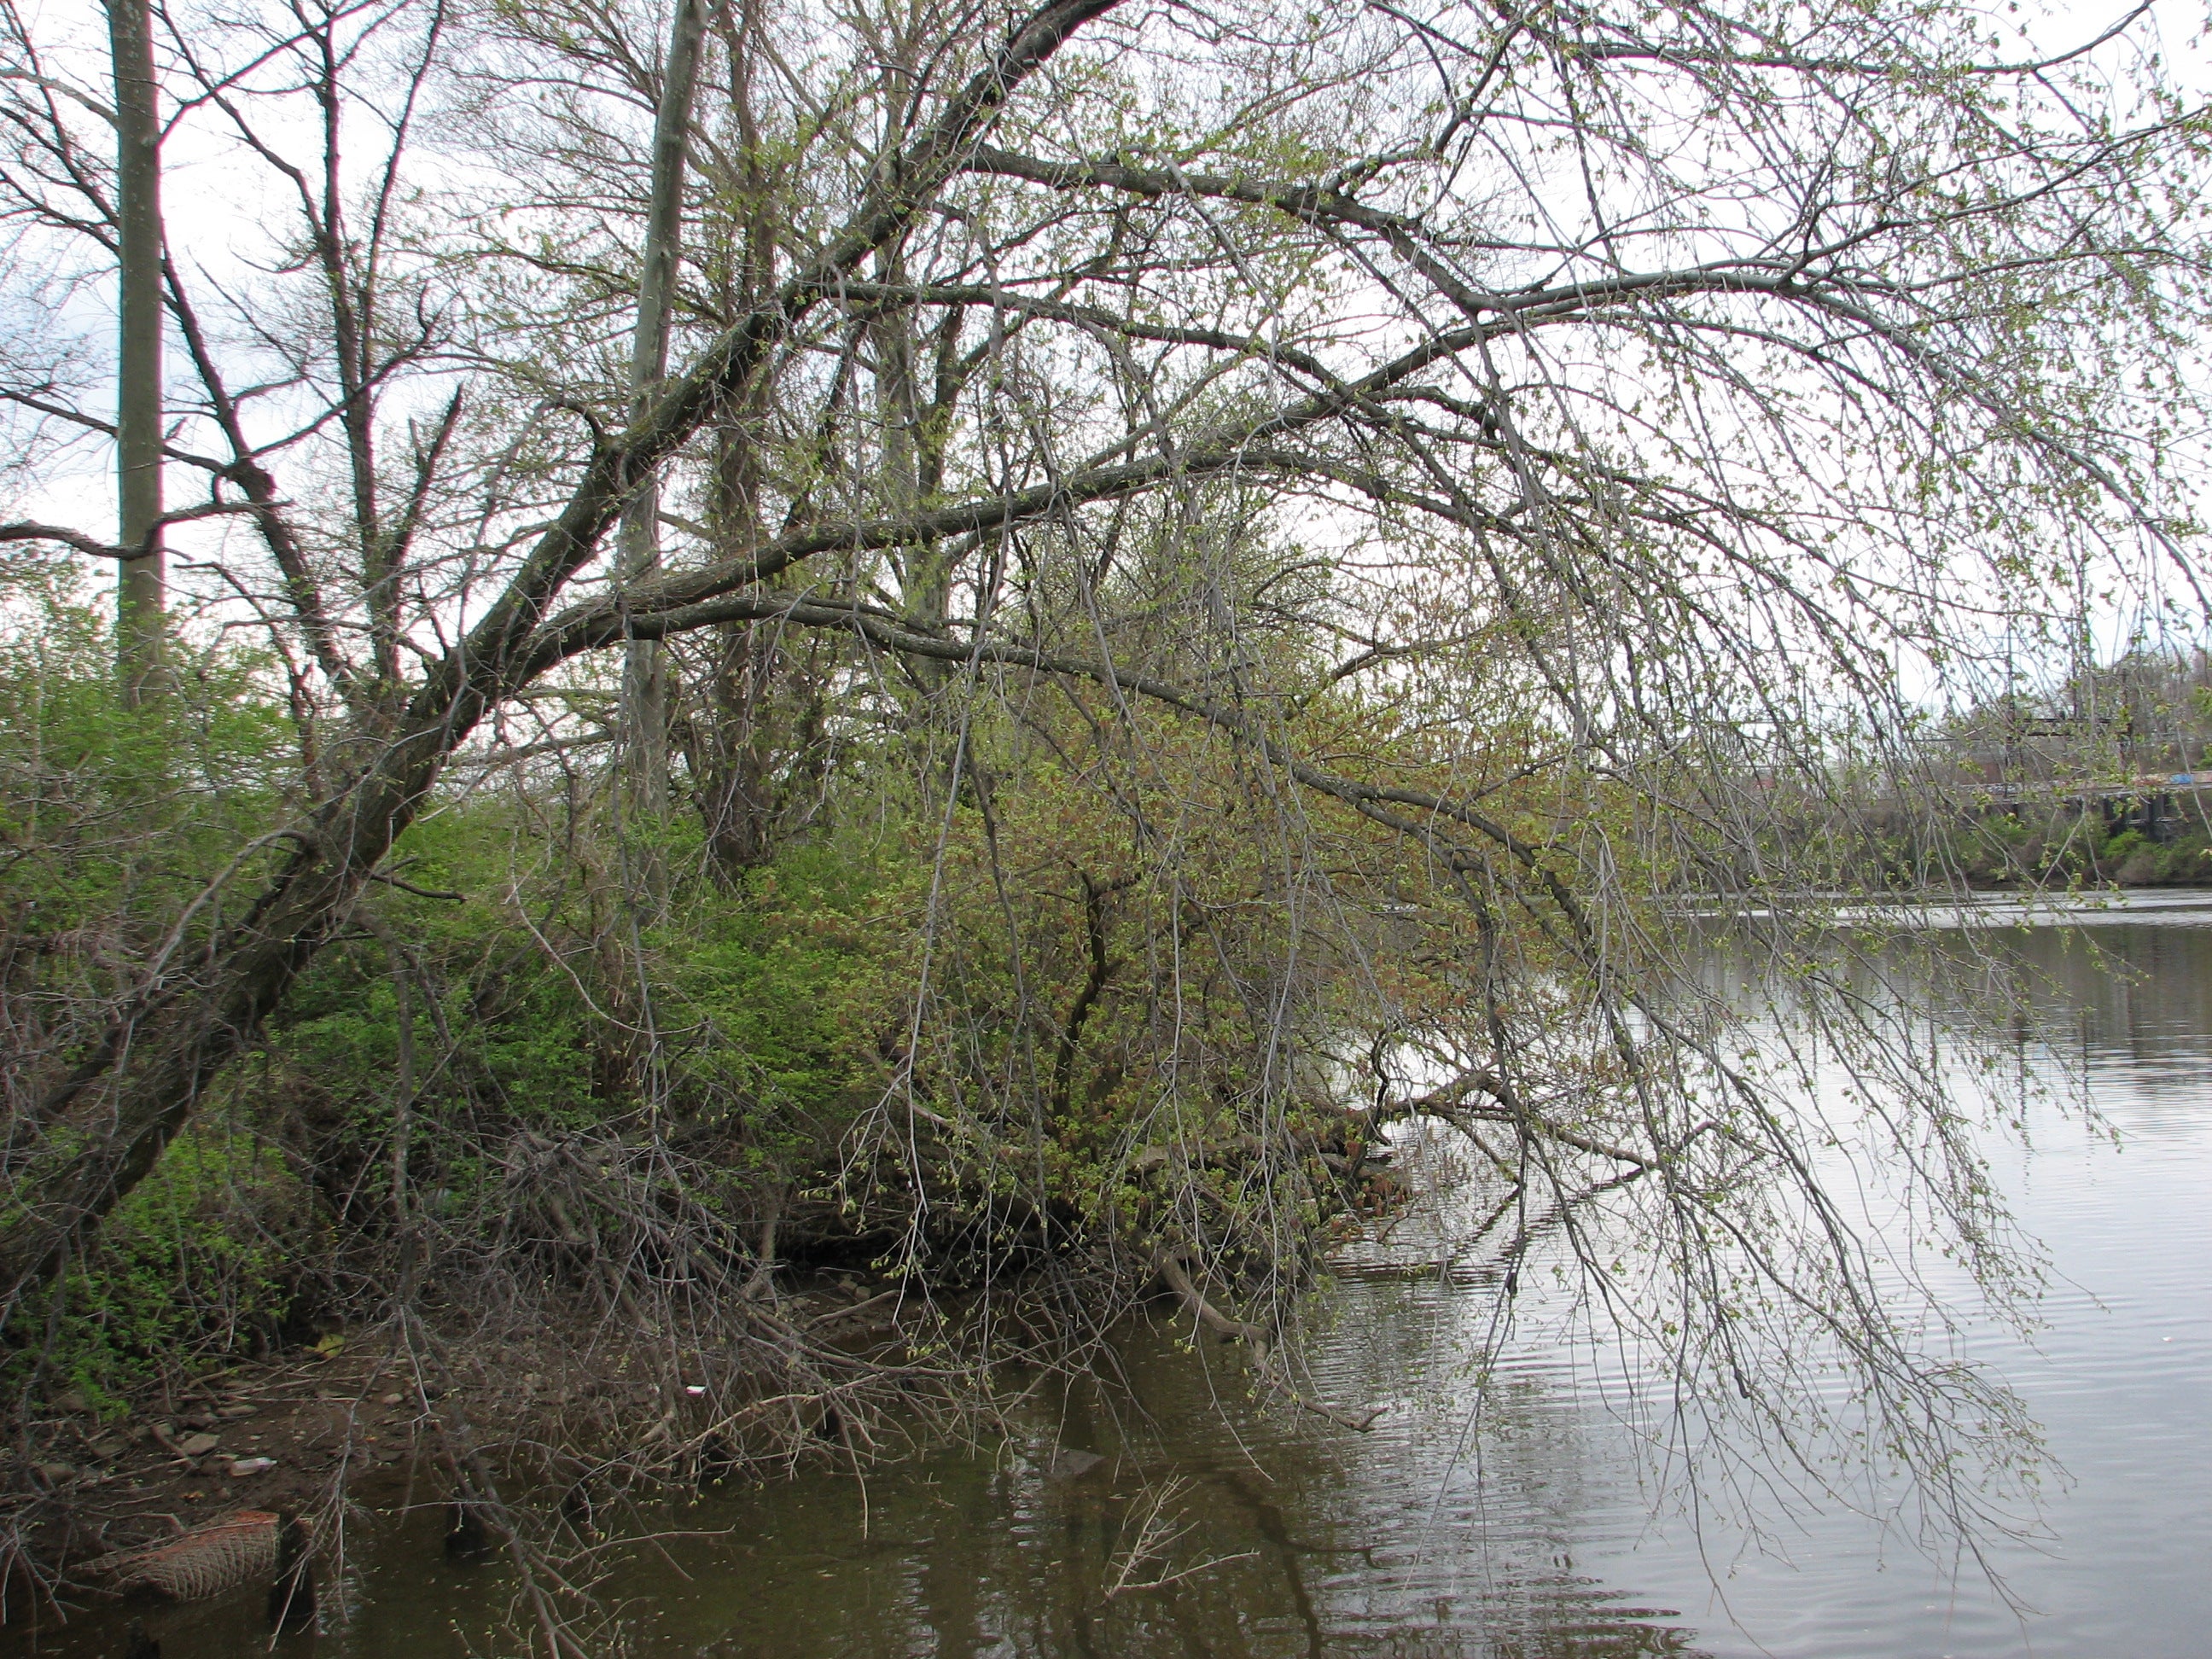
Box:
[108,0,163,702]
[619,0,708,897]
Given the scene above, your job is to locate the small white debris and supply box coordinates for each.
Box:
[229,1457,278,1477]
[684,1385,707,1396]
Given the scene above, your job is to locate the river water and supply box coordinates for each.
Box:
[15,894,2212,1657]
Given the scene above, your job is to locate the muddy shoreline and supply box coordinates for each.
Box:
[1,1269,924,1644]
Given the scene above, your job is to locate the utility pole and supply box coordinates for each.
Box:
[109,0,164,704]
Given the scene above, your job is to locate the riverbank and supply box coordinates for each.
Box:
[0,1273,928,1635]
[1954,805,2212,888]
[42,904,2200,1659]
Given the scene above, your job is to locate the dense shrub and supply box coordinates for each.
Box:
[9,1126,323,1407]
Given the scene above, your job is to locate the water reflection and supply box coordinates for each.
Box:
[1565,904,2212,1656]
[12,900,2212,1657]
[671,1300,1705,1659]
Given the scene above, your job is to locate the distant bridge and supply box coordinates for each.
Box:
[1963,774,2209,841]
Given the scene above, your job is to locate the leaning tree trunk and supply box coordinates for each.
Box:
[0,0,1125,1318]
[108,0,164,703]
[0,692,462,1316]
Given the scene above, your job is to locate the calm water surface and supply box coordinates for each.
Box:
[15,894,2212,1657]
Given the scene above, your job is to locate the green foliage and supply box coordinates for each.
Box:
[9,1126,322,1406]
[2101,826,2147,864]
[0,558,299,959]
[664,841,903,1150]
[252,812,906,1247]
[0,568,322,1400]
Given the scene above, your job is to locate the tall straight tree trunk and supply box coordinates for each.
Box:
[619,0,708,896]
[108,0,164,703]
